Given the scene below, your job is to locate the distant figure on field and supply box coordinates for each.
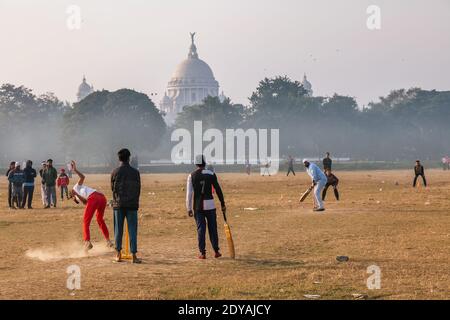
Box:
[6,161,15,209]
[57,168,70,201]
[111,149,142,263]
[286,155,295,176]
[245,159,251,175]
[262,159,271,176]
[39,161,48,207]
[442,156,450,171]
[8,162,25,209]
[303,159,327,212]
[413,160,427,187]
[70,160,113,251]
[322,152,332,171]
[322,169,339,201]
[43,159,58,208]
[22,160,37,209]
[186,155,225,259]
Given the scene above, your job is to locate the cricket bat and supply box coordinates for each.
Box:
[299,185,314,202]
[222,209,235,259]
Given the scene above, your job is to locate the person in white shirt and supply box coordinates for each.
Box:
[69,161,113,251]
[303,159,327,212]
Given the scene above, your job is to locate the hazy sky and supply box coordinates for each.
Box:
[0,0,449,106]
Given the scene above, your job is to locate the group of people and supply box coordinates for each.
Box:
[5,159,72,209]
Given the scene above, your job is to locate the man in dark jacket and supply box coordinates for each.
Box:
[111,148,141,263]
[323,152,332,171]
[43,159,58,208]
[413,160,427,187]
[186,155,226,259]
[5,161,15,209]
[8,162,25,209]
[22,160,37,209]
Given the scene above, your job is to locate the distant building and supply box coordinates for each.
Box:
[159,33,221,125]
[77,76,94,101]
[302,74,313,96]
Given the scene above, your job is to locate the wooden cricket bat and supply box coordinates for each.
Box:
[299,185,314,202]
[222,210,235,259]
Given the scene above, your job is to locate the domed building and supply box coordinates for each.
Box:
[77,76,94,101]
[160,33,221,124]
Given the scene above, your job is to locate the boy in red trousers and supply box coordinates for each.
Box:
[69,160,114,251]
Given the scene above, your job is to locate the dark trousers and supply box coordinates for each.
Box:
[413,174,427,187]
[287,167,295,176]
[12,185,23,208]
[22,186,34,208]
[194,209,219,254]
[60,186,69,199]
[7,182,12,207]
[113,208,138,254]
[322,183,339,201]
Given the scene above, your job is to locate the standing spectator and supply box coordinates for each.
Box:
[5,161,15,209]
[286,155,296,176]
[413,160,427,187]
[322,152,332,171]
[8,162,25,209]
[57,168,70,201]
[111,149,141,263]
[39,161,48,207]
[22,160,37,209]
[43,159,58,208]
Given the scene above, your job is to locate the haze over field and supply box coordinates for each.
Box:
[0,0,449,105]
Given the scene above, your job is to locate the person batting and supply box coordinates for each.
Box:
[303,159,327,212]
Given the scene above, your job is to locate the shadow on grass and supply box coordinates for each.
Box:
[234,256,305,268]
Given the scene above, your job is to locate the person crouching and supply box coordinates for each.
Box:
[69,160,113,251]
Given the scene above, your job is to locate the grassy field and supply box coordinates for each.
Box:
[0,169,449,300]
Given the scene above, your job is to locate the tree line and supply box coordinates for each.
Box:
[1,76,449,166]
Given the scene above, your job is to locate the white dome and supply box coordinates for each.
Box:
[171,58,216,82]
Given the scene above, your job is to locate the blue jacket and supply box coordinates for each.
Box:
[8,169,25,187]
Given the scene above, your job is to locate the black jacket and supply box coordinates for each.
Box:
[23,166,37,184]
[414,165,425,176]
[111,162,141,209]
[323,157,332,170]
[189,168,225,212]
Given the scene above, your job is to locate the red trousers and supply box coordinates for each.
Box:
[83,192,109,241]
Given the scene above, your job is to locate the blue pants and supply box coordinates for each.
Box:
[113,208,138,254]
[194,209,219,254]
[46,185,57,206]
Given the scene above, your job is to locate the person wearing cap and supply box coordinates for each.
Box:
[5,161,15,209]
[22,160,37,209]
[413,160,427,187]
[8,162,25,209]
[57,168,70,201]
[39,161,48,207]
[111,148,141,263]
[43,159,58,208]
[303,159,327,212]
[186,155,225,259]
[70,160,114,251]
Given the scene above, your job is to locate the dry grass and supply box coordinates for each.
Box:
[0,169,449,300]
